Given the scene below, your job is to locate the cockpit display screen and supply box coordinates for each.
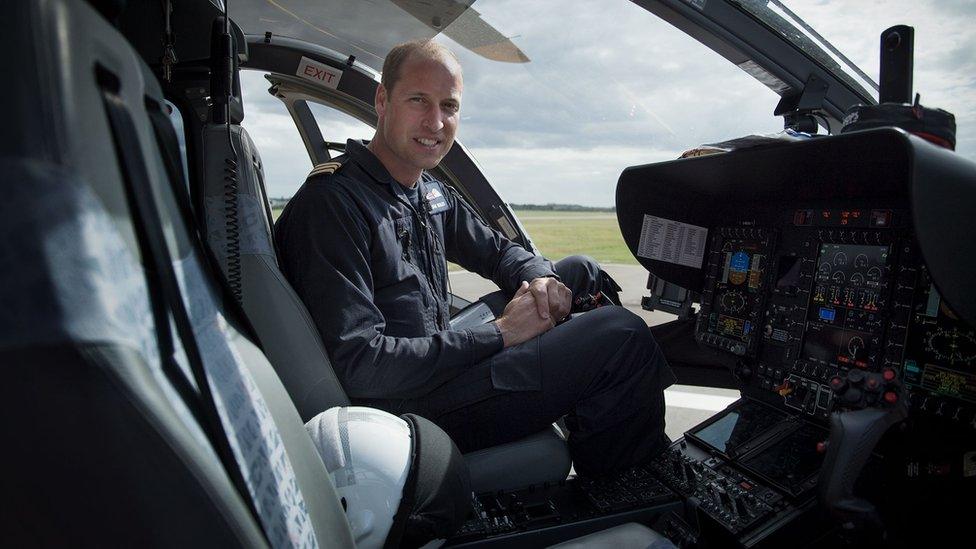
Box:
[811,243,889,311]
[740,422,826,497]
[903,267,976,403]
[687,399,786,457]
[803,323,873,368]
[803,243,890,369]
[703,239,768,343]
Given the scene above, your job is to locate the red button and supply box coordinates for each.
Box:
[883,368,896,382]
[816,442,827,454]
[830,376,845,390]
[884,391,898,404]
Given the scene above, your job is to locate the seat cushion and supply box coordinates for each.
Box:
[463,425,571,493]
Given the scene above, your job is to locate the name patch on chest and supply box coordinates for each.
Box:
[423,182,452,214]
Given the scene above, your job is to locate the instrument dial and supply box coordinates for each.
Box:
[720,290,746,314]
[924,328,976,366]
[848,336,865,359]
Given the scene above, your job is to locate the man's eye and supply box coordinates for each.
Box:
[410,97,426,104]
[443,103,459,113]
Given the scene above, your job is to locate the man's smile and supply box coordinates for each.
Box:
[414,137,442,149]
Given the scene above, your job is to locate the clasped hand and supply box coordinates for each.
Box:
[495,277,572,348]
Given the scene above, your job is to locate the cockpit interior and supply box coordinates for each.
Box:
[2,1,973,548]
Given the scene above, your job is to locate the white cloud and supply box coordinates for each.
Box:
[471,145,682,207]
[242,108,312,198]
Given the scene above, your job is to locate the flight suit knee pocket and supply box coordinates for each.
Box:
[489,337,542,392]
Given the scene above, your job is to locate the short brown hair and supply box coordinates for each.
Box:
[381,40,460,92]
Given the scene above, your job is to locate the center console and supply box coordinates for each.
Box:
[448,398,836,548]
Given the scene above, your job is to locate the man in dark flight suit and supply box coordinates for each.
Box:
[275,40,674,477]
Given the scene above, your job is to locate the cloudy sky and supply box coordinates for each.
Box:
[240,0,975,206]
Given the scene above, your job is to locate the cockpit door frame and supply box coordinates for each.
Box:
[635,0,876,134]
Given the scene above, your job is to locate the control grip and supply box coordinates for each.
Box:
[818,404,907,523]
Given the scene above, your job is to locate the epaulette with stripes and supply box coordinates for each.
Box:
[306,160,344,180]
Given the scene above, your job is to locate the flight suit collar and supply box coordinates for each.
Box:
[345,139,425,190]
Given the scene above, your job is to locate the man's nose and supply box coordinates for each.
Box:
[423,107,444,132]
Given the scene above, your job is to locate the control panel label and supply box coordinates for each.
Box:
[637,215,708,268]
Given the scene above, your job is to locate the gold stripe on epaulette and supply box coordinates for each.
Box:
[308,161,343,178]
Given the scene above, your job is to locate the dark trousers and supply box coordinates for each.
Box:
[369,256,674,477]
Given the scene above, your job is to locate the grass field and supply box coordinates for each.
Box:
[271,208,637,265]
[513,210,636,265]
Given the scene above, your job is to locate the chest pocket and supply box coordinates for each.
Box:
[381,214,430,315]
[393,215,414,263]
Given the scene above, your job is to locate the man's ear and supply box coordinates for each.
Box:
[375,84,388,119]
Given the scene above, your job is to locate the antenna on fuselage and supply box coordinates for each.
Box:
[841,25,956,151]
[878,25,914,104]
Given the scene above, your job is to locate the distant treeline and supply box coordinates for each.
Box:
[510,203,615,212]
[273,198,614,212]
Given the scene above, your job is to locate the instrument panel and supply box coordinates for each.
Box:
[696,228,774,356]
[904,268,976,406]
[612,130,975,547]
[694,208,976,424]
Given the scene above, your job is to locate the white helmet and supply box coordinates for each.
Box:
[306,407,471,548]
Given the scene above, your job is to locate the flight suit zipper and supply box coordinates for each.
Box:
[393,185,447,330]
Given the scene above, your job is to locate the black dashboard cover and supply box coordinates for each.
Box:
[615,128,976,325]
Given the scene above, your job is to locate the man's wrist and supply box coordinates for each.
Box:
[466,321,505,360]
[493,316,512,348]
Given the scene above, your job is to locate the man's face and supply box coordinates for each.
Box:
[375,54,462,179]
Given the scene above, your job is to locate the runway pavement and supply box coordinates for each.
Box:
[449,263,740,438]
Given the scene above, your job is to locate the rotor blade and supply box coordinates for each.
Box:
[391,0,530,63]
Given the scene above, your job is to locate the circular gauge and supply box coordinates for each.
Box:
[831,271,846,284]
[833,252,848,267]
[720,290,746,314]
[866,266,883,283]
[818,262,832,279]
[850,273,865,286]
[925,328,976,366]
[848,336,865,359]
[854,254,869,269]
